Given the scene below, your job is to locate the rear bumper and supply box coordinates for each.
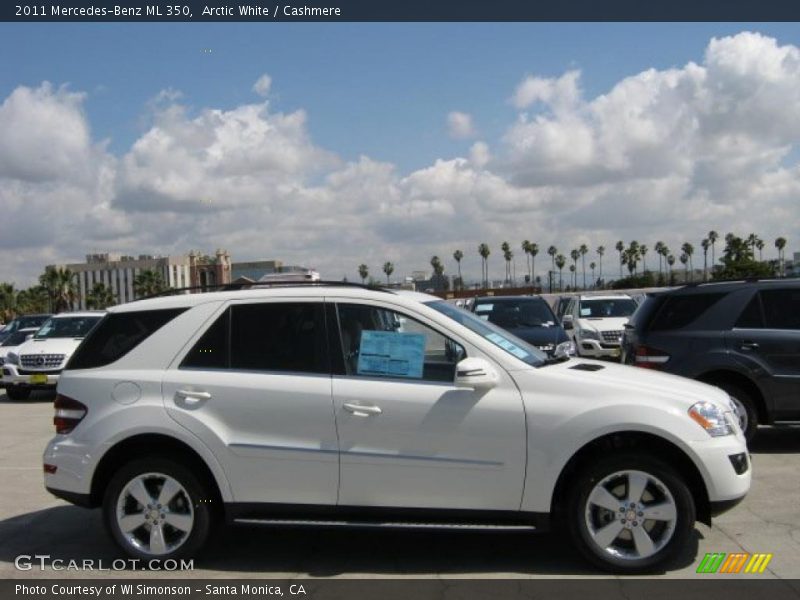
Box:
[46,486,93,508]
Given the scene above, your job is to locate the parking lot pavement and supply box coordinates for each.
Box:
[1,390,799,580]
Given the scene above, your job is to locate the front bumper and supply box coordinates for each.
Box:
[3,363,61,388]
[689,432,752,506]
[575,338,621,359]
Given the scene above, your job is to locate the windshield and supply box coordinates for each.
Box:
[35,316,102,339]
[578,298,637,318]
[473,298,556,328]
[426,300,546,367]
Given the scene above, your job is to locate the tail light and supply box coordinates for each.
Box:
[634,345,670,369]
[54,394,87,434]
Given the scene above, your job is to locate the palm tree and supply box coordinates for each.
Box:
[478,243,490,288]
[570,249,580,289]
[521,240,532,283]
[590,262,596,288]
[579,244,588,289]
[529,243,539,288]
[679,253,689,280]
[501,241,512,284]
[357,264,369,284]
[547,245,557,280]
[681,243,695,281]
[701,238,710,281]
[667,254,676,284]
[382,262,394,285]
[39,266,61,313]
[775,237,787,276]
[747,234,759,256]
[453,249,464,289]
[708,230,719,273]
[133,269,166,298]
[639,244,648,275]
[628,241,640,275]
[654,241,665,279]
[0,283,16,323]
[596,245,605,288]
[555,254,566,291]
[756,239,765,262]
[85,283,116,310]
[569,265,576,290]
[615,240,624,278]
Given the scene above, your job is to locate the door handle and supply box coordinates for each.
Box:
[343,402,382,417]
[175,390,212,405]
[739,341,760,351]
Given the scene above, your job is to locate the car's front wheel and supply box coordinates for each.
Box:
[567,453,696,573]
[103,458,213,561]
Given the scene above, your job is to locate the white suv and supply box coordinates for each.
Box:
[4,312,104,400]
[43,285,749,573]
[562,294,637,360]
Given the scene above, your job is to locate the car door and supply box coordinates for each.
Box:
[162,299,339,505]
[727,288,800,420]
[331,300,527,511]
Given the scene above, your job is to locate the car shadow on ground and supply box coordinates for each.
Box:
[749,426,800,454]
[0,505,700,577]
[0,389,56,404]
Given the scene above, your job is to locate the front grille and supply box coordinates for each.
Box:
[17,368,62,376]
[21,354,65,369]
[600,330,623,345]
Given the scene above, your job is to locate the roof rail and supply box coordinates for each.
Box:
[137,280,394,301]
[681,276,788,288]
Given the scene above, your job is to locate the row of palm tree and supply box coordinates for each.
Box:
[359,232,790,291]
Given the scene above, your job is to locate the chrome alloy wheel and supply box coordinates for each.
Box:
[116,472,194,556]
[584,469,677,561]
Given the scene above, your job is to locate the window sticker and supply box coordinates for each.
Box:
[474,304,493,312]
[580,308,592,317]
[486,332,532,360]
[357,330,425,379]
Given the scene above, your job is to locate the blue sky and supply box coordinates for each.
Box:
[3,22,799,172]
[1,23,799,284]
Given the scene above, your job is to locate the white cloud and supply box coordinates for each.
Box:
[252,74,272,98]
[446,111,476,139]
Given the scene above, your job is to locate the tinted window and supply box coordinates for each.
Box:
[735,295,763,329]
[474,298,556,328]
[337,303,465,382]
[181,310,229,369]
[761,289,800,330]
[1,330,34,347]
[36,316,102,339]
[578,298,637,318]
[68,309,186,370]
[648,293,726,331]
[230,303,328,374]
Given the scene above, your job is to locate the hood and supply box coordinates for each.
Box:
[577,316,629,332]
[513,358,731,412]
[15,337,86,357]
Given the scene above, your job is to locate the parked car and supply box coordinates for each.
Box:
[0,313,51,344]
[562,294,637,360]
[0,327,40,387]
[3,311,104,400]
[44,284,748,573]
[621,279,800,441]
[471,295,574,357]
[553,295,575,321]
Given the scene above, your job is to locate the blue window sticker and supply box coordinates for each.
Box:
[485,332,532,360]
[357,330,425,379]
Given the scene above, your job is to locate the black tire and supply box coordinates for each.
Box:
[714,382,758,443]
[567,453,696,574]
[103,458,214,562]
[6,386,31,401]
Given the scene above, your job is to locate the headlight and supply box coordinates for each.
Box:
[6,352,19,366]
[555,341,576,357]
[578,328,600,341]
[688,401,733,437]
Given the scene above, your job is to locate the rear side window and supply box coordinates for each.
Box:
[761,289,800,330]
[648,293,726,331]
[181,310,229,369]
[68,308,187,370]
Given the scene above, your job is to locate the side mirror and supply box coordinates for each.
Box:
[25,334,33,341]
[454,357,499,390]
[562,315,574,330]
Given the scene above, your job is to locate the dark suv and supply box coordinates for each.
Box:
[621,280,800,441]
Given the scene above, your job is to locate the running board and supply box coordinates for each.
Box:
[233,518,537,531]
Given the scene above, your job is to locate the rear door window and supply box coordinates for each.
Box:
[648,293,726,331]
[760,289,800,330]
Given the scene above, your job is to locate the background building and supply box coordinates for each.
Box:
[231,260,315,282]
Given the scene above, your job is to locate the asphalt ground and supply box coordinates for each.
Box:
[1,389,799,581]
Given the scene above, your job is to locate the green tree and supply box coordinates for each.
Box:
[775,237,787,276]
[453,249,464,289]
[529,243,539,288]
[615,240,624,278]
[357,264,369,285]
[708,230,719,271]
[39,267,78,312]
[596,245,605,289]
[382,262,394,285]
[500,241,512,284]
[713,234,773,280]
[681,242,695,282]
[555,254,566,291]
[478,243,491,288]
[85,283,116,310]
[579,244,588,289]
[590,262,597,288]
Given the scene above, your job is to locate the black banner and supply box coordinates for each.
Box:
[4,580,800,600]
[5,0,800,22]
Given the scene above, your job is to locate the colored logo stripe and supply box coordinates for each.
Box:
[697,552,773,574]
[697,553,726,573]
[745,553,773,574]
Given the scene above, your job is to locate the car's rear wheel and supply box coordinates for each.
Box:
[567,453,695,573]
[5,386,31,401]
[103,458,213,561]
[714,382,758,442]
